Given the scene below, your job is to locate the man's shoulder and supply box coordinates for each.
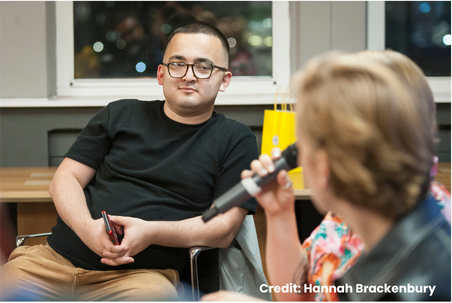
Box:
[211,113,255,137]
[104,100,164,123]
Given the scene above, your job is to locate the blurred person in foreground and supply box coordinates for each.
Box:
[1,22,259,301]
[202,51,451,301]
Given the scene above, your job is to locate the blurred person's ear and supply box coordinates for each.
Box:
[314,150,330,190]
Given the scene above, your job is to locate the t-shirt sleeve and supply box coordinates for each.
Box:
[64,105,112,170]
[212,133,259,214]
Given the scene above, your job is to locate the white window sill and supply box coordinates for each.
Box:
[1,77,449,108]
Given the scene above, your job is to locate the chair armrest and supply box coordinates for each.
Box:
[16,232,52,247]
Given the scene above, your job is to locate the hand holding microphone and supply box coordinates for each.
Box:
[202,143,298,222]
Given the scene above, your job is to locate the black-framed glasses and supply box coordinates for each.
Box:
[162,62,228,79]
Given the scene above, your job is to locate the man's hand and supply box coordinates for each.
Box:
[78,217,129,263]
[100,216,153,266]
[241,147,295,217]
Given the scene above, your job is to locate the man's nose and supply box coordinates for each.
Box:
[182,66,197,82]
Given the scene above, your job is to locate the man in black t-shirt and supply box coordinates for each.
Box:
[2,22,258,300]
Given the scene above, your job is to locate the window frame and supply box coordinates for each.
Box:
[367,1,451,103]
[56,1,291,105]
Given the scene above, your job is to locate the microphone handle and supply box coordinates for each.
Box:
[215,182,251,213]
[252,157,292,189]
[202,158,292,222]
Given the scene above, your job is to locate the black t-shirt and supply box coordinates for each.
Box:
[48,100,258,272]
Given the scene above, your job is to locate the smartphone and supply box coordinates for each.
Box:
[101,211,119,245]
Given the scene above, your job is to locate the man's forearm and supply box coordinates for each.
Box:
[103,206,248,265]
[149,207,247,249]
[49,171,94,238]
[50,161,128,261]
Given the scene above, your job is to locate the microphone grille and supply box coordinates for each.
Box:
[281,143,298,169]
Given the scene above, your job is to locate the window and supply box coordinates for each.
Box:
[367,1,451,102]
[57,1,291,104]
[386,1,451,76]
[74,1,272,79]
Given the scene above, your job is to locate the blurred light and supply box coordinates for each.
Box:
[93,41,104,52]
[105,1,115,8]
[116,39,126,49]
[412,31,428,48]
[248,35,262,46]
[161,24,171,34]
[106,30,120,42]
[248,21,260,31]
[136,62,146,73]
[431,21,450,46]
[232,21,242,32]
[96,13,106,24]
[440,21,450,30]
[75,3,91,19]
[263,18,272,28]
[227,37,237,48]
[443,34,451,45]
[432,32,443,45]
[101,54,114,63]
[264,36,272,47]
[419,2,431,13]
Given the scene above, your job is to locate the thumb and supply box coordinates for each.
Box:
[108,215,124,223]
[108,215,125,235]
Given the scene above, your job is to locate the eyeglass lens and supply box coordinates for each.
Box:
[168,63,212,78]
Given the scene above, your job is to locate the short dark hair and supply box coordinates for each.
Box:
[166,21,230,62]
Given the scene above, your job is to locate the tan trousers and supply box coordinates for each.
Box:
[0,244,180,301]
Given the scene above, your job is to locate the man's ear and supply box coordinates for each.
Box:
[157,65,164,85]
[219,71,232,92]
[314,150,330,190]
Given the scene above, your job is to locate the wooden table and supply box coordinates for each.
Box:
[0,167,58,245]
[0,168,312,203]
[1,164,449,245]
[290,163,451,197]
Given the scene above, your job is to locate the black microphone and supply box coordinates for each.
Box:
[202,143,298,222]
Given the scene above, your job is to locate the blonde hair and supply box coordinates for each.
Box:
[293,53,433,218]
[357,50,436,138]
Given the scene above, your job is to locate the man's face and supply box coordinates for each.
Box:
[157,33,231,116]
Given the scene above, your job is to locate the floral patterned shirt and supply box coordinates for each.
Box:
[302,181,451,301]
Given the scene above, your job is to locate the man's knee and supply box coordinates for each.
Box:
[117,270,179,300]
[1,245,73,300]
[121,277,178,300]
[2,248,40,286]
